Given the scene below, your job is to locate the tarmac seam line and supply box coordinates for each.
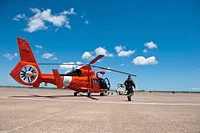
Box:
[4,110,69,133]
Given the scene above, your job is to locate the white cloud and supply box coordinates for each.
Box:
[118,50,135,57]
[120,63,124,66]
[115,45,135,57]
[60,62,75,71]
[25,17,47,32]
[143,49,148,53]
[82,47,113,61]
[95,47,113,57]
[60,61,82,73]
[82,52,93,59]
[3,53,18,60]
[41,52,57,60]
[51,57,58,60]
[35,44,43,49]
[15,8,76,32]
[41,53,53,59]
[144,41,157,49]
[81,14,85,18]
[133,56,158,65]
[115,45,124,52]
[61,8,76,15]
[40,9,66,26]
[85,20,89,25]
[13,14,26,21]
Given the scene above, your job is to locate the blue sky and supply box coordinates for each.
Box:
[0,0,200,91]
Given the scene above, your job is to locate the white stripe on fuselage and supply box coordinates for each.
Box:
[63,76,72,88]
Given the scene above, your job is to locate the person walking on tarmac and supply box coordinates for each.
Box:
[124,75,136,101]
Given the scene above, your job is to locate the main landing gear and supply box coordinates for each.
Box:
[74,91,113,97]
[87,92,91,97]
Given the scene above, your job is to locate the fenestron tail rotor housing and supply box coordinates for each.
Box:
[20,65,39,84]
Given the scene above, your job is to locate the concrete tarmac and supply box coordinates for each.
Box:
[0,87,200,133]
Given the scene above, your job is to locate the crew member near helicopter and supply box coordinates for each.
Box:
[124,75,136,101]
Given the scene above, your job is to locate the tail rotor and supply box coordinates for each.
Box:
[20,65,39,84]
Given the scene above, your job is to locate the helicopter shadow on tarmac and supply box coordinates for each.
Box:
[10,93,100,100]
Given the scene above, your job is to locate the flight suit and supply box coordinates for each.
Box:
[124,77,135,101]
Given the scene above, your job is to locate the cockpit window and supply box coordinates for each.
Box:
[93,79,99,84]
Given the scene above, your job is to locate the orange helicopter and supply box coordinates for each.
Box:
[10,37,136,96]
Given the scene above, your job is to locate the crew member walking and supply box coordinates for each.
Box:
[124,75,136,101]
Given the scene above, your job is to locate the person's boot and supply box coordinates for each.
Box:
[127,96,131,101]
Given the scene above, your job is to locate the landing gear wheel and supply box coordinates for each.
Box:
[87,92,91,97]
[100,92,104,96]
[87,89,91,97]
[74,92,78,96]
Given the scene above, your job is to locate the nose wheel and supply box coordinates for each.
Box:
[74,92,78,96]
[87,89,91,97]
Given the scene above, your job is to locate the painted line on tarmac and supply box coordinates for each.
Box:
[96,101,200,106]
[123,102,200,106]
[1,97,200,106]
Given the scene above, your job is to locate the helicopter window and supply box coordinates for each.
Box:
[61,69,82,76]
[93,79,99,84]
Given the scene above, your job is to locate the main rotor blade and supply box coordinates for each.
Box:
[92,65,136,77]
[89,55,104,65]
[38,55,104,66]
[38,63,84,66]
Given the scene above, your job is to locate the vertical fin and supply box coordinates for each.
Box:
[17,37,37,63]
